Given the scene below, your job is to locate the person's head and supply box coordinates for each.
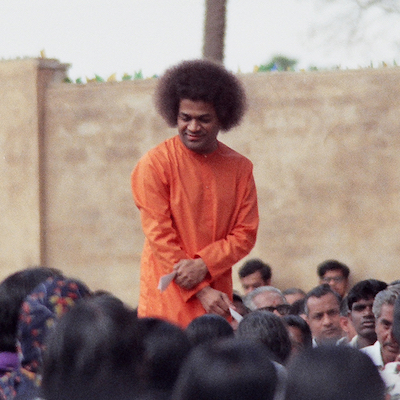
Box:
[282,315,312,356]
[236,310,292,365]
[393,293,400,344]
[317,259,350,298]
[372,286,400,364]
[245,286,290,317]
[139,317,191,395]
[18,277,91,377]
[285,346,385,400]
[304,284,343,345]
[346,279,387,345]
[41,294,143,400]
[172,339,277,400]
[282,288,306,305]
[238,259,272,295]
[155,59,246,154]
[0,266,63,352]
[186,314,234,347]
[339,296,357,343]
[289,298,306,318]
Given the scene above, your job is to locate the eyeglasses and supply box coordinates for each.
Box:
[258,304,291,316]
[321,276,344,284]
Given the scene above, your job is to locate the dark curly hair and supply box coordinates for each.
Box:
[155,59,247,131]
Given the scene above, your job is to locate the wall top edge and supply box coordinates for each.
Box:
[0,57,70,71]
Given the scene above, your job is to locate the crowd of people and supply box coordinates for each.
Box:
[4,59,395,399]
[0,260,397,400]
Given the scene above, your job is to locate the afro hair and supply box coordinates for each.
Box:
[155,59,247,131]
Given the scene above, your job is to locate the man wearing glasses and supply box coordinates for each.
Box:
[244,286,291,317]
[317,259,350,298]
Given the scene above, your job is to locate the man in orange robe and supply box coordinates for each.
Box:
[131,60,259,327]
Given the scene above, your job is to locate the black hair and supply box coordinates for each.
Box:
[41,295,143,400]
[285,346,385,400]
[238,258,272,282]
[186,314,234,347]
[155,59,247,131]
[236,310,292,365]
[139,317,191,395]
[346,279,387,311]
[289,298,306,316]
[317,259,350,279]
[172,339,277,400]
[282,314,312,350]
[304,284,342,316]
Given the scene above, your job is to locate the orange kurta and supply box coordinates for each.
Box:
[131,135,259,327]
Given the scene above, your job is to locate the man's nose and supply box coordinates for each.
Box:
[188,119,200,132]
[322,314,332,325]
[363,305,374,316]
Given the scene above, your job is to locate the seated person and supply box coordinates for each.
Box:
[236,310,292,365]
[172,339,278,400]
[0,266,63,371]
[139,317,191,398]
[282,315,312,357]
[41,294,142,400]
[285,346,385,400]
[186,314,234,347]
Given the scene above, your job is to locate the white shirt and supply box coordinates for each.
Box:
[361,340,384,369]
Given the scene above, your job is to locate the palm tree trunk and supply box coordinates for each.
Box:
[202,0,227,63]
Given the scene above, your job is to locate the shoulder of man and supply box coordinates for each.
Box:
[217,141,254,165]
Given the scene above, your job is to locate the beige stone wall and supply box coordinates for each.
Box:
[2,59,400,307]
[0,60,42,271]
[227,70,400,292]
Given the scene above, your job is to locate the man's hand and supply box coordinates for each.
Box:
[196,286,231,317]
[174,258,208,290]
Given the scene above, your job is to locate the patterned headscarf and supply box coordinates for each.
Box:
[0,276,91,400]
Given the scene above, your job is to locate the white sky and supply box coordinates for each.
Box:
[1,0,400,80]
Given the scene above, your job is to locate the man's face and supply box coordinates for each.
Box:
[320,269,348,298]
[375,303,400,365]
[306,293,343,345]
[252,291,290,316]
[240,270,269,295]
[349,297,376,341]
[177,99,220,155]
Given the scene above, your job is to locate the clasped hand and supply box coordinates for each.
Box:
[173,258,208,290]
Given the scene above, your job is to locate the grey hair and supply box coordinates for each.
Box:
[372,284,400,319]
[244,286,287,311]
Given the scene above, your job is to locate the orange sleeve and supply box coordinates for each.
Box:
[131,152,187,273]
[181,166,259,302]
[198,171,258,276]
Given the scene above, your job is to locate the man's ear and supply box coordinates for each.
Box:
[348,311,353,323]
[340,315,350,333]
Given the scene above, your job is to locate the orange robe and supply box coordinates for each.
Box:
[131,135,259,327]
